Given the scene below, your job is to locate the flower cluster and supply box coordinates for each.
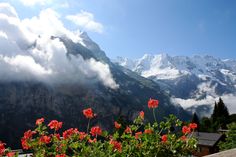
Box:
[114,121,121,129]
[109,139,122,152]
[83,108,95,119]
[182,123,198,134]
[0,141,16,157]
[0,98,197,157]
[48,120,63,131]
[0,141,5,155]
[148,98,159,108]
[139,111,144,119]
[21,130,36,150]
[36,118,44,125]
[90,126,102,137]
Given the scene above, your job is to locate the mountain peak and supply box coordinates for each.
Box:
[141,53,153,59]
[157,53,169,58]
[80,31,91,42]
[114,53,236,115]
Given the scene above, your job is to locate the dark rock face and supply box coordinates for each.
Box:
[0,79,189,148]
[153,74,201,99]
[0,37,190,149]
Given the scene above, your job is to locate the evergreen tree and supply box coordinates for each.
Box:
[219,98,229,118]
[229,114,236,123]
[212,101,218,122]
[200,117,214,132]
[191,112,200,131]
[211,98,230,129]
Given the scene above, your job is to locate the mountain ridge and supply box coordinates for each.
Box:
[114,54,236,116]
[0,37,191,148]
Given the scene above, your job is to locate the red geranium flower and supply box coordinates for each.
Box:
[54,133,61,140]
[23,130,36,139]
[139,111,144,119]
[79,132,87,140]
[39,135,51,144]
[21,130,36,149]
[110,140,122,152]
[180,135,187,141]
[161,134,168,142]
[124,126,132,134]
[90,126,102,136]
[135,132,142,139]
[144,129,153,134]
[88,138,97,143]
[6,152,15,157]
[21,138,30,150]
[63,128,79,139]
[148,98,159,108]
[83,108,95,119]
[189,123,198,129]
[48,120,63,131]
[114,121,121,129]
[0,141,5,155]
[36,118,44,125]
[182,126,191,134]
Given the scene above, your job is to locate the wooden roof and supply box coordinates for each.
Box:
[192,132,223,147]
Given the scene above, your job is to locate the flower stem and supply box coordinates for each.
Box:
[87,119,91,134]
[158,128,163,135]
[153,108,157,122]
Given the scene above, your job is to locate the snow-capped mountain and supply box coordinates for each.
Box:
[114,54,236,116]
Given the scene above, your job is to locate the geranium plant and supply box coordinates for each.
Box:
[0,141,17,157]
[0,99,197,157]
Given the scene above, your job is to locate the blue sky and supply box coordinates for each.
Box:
[2,0,236,59]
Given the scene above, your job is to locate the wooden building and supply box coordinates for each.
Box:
[192,132,224,157]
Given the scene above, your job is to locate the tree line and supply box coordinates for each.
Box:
[191,98,236,151]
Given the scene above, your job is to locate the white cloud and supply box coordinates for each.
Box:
[58,2,69,8]
[0,31,8,39]
[0,3,18,17]
[220,94,236,114]
[171,94,236,114]
[0,2,35,55]
[1,55,52,75]
[19,0,53,6]
[22,8,83,44]
[88,58,119,89]
[66,10,104,33]
[172,96,215,109]
[0,3,118,89]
